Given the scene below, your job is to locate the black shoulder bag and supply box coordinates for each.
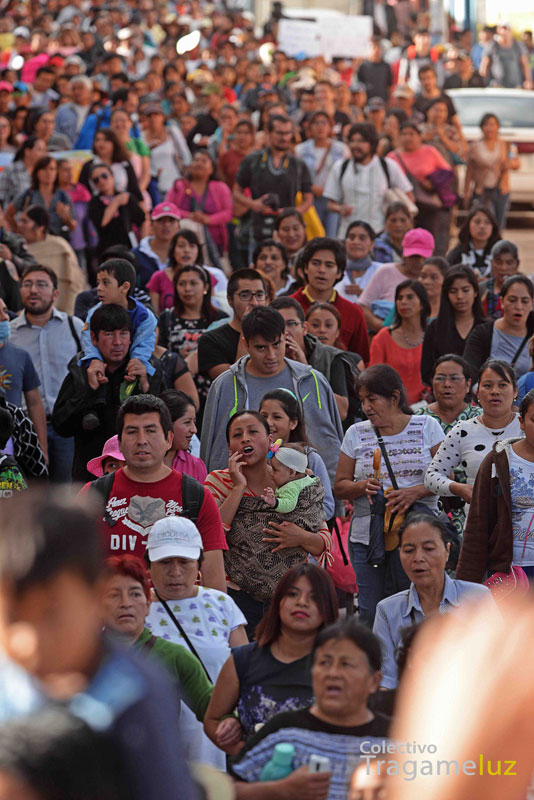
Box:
[154,589,212,682]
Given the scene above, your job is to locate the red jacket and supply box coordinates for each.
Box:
[291,287,370,363]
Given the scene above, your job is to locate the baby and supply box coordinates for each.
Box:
[262,442,318,512]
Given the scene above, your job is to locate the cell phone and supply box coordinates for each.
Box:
[309,754,331,773]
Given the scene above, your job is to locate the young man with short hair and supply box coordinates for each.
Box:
[200,306,343,484]
[290,237,370,361]
[80,393,227,592]
[53,304,163,481]
[197,268,268,380]
[133,202,181,288]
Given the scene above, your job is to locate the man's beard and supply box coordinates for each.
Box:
[24,298,54,315]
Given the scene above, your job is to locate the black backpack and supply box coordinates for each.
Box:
[89,470,205,528]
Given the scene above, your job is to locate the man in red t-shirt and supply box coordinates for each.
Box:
[291,237,370,362]
[80,394,227,592]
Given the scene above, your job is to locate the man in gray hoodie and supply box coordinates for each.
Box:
[200,306,343,483]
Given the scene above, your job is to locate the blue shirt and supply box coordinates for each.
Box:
[10,309,83,415]
[373,573,491,688]
[0,340,40,406]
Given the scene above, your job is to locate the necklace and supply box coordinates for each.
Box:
[399,327,424,347]
[480,412,514,432]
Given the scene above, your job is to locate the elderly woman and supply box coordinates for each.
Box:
[101,551,216,763]
[204,564,338,757]
[230,618,390,800]
[373,514,490,689]
[457,390,534,584]
[416,355,481,433]
[334,365,444,626]
[144,517,248,770]
[205,411,333,633]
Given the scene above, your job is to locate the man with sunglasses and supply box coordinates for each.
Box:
[197,268,268,381]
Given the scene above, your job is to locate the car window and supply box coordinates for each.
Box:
[451,95,534,129]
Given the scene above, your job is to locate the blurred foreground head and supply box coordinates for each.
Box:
[0,488,104,683]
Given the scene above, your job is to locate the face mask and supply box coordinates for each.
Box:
[0,320,10,342]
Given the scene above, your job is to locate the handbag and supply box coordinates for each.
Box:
[378,157,418,217]
[371,428,461,566]
[427,168,457,208]
[483,511,534,601]
[394,151,442,210]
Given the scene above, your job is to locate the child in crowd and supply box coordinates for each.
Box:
[262,441,319,512]
[86,435,126,477]
[80,258,157,390]
[0,406,27,496]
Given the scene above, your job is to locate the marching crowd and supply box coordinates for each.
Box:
[0,1,532,799]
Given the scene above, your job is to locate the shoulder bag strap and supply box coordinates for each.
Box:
[393,150,415,184]
[67,315,81,352]
[373,426,399,490]
[316,140,333,177]
[511,332,530,367]
[379,157,391,188]
[154,589,212,682]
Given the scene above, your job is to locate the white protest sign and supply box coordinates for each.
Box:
[321,15,373,59]
[277,14,373,60]
[277,18,323,58]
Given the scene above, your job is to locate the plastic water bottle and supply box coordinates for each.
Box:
[260,743,295,781]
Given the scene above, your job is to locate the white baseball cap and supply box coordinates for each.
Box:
[146,517,203,561]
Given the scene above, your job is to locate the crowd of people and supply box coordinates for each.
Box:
[0,1,532,799]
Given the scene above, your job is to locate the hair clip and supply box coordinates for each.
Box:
[267,438,282,461]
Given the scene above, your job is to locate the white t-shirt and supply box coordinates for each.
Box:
[510,448,534,566]
[323,154,413,237]
[146,586,247,769]
[341,415,444,544]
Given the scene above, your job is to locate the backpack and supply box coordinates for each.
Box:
[339,156,391,189]
[89,470,205,528]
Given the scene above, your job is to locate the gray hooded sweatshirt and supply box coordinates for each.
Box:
[200,355,343,485]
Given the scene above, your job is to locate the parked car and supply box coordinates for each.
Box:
[448,88,534,204]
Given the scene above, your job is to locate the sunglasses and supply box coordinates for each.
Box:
[93,173,111,183]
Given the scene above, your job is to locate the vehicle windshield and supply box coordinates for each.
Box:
[452,94,534,129]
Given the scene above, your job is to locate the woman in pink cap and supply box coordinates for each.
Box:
[86,435,125,477]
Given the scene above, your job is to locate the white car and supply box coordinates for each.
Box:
[447,88,534,204]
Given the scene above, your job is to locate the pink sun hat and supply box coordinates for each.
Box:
[86,435,125,477]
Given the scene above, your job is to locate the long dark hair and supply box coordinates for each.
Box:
[173,264,219,322]
[92,127,130,163]
[356,364,413,415]
[168,229,204,270]
[14,135,41,163]
[255,563,338,646]
[457,205,501,253]
[31,156,58,191]
[391,279,430,330]
[259,388,308,442]
[435,265,486,339]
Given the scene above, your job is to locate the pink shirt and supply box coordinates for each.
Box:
[359,262,406,306]
[147,270,174,310]
[387,145,450,183]
[171,449,208,483]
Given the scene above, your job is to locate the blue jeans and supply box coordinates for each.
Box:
[47,423,74,483]
[349,540,410,627]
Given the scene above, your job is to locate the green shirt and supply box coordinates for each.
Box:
[275,474,317,513]
[135,628,213,722]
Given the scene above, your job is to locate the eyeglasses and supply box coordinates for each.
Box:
[21,280,53,290]
[236,290,267,301]
[93,173,111,183]
[285,320,303,329]
[433,374,465,383]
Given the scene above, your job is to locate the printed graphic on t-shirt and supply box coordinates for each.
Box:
[106,494,184,551]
